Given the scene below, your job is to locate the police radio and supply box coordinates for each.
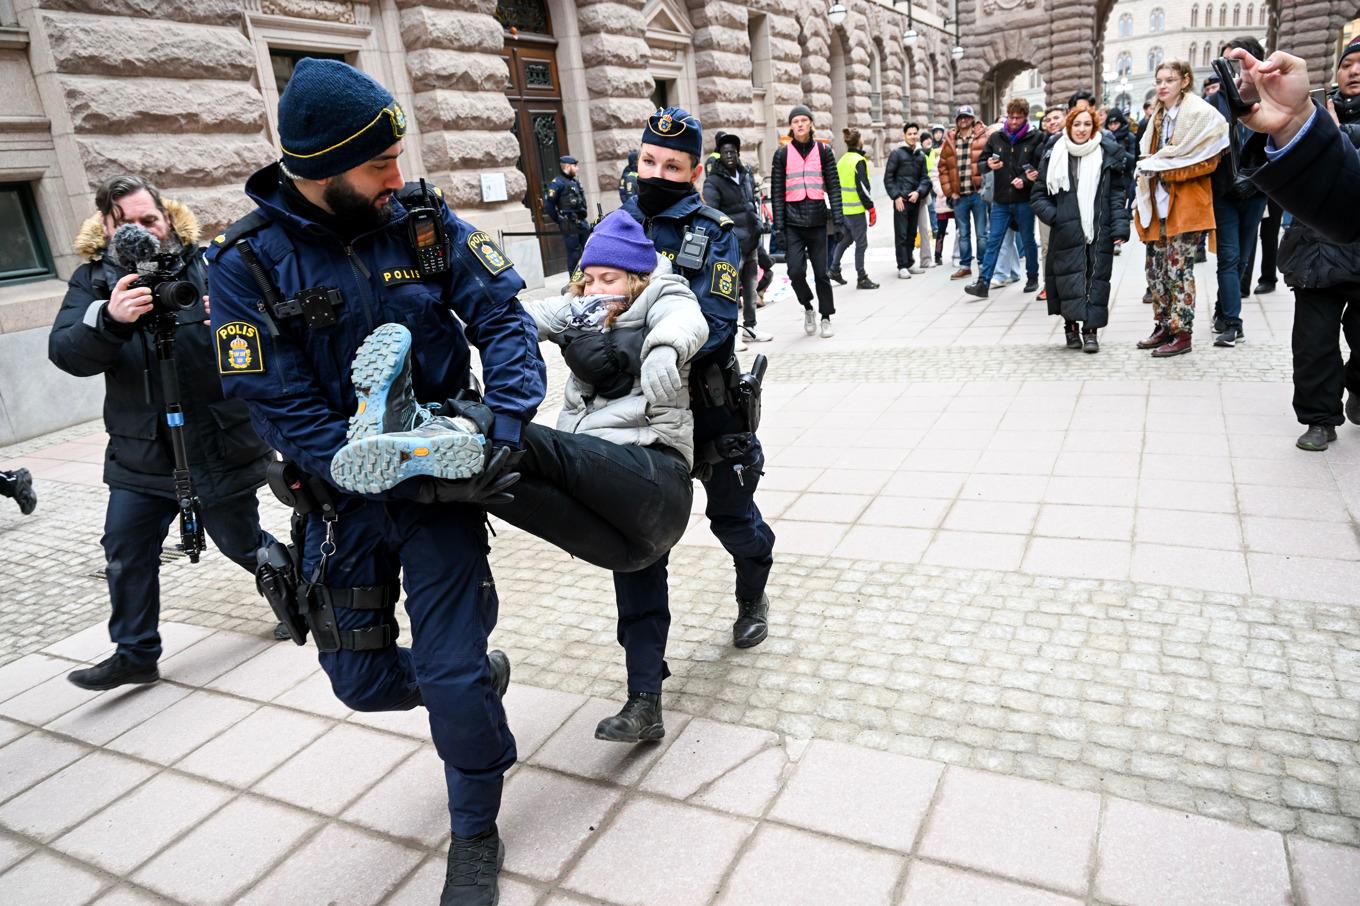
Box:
[406,178,450,277]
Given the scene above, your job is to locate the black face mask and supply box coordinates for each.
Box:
[636,176,695,217]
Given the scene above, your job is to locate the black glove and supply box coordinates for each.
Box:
[392,446,523,507]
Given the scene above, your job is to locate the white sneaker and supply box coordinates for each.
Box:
[741,325,774,343]
[909,266,925,275]
[803,309,816,336]
[736,337,749,352]
[819,318,834,338]
[898,268,912,279]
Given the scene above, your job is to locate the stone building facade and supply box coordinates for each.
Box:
[0,0,1355,442]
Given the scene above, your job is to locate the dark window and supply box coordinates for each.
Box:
[0,183,54,284]
[495,0,550,34]
[270,48,348,96]
[524,61,553,88]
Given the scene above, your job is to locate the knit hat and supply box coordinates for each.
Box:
[278,59,405,180]
[716,132,742,149]
[641,107,703,158]
[579,209,656,274]
[788,105,814,124]
[1341,37,1360,67]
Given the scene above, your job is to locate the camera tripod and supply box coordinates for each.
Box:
[150,311,205,562]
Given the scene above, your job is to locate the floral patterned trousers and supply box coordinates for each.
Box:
[1145,231,1202,335]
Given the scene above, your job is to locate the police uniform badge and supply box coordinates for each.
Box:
[388,102,407,140]
[711,261,739,303]
[467,231,511,276]
[657,113,674,133]
[216,321,265,375]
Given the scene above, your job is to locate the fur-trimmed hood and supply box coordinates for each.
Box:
[72,197,201,261]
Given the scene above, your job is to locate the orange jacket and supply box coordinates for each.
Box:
[1135,156,1220,242]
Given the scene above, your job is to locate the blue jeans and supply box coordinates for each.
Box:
[995,229,1023,281]
[980,201,1039,284]
[953,193,988,267]
[1211,193,1269,331]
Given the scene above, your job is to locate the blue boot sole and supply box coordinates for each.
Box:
[348,324,419,442]
[330,430,486,495]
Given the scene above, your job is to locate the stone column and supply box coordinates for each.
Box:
[1276,0,1346,89]
[576,0,653,197]
[689,0,759,144]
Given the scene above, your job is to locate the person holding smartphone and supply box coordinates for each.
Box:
[964,98,1044,299]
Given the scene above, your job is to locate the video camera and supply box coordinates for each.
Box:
[112,223,200,318]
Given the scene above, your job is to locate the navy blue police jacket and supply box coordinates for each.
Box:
[206,164,547,490]
[543,174,587,223]
[623,190,743,440]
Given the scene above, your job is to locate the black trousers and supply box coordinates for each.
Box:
[1292,285,1360,427]
[894,202,921,269]
[784,225,835,317]
[104,486,268,666]
[488,422,694,573]
[738,245,760,328]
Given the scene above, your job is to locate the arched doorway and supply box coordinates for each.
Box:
[497,0,571,275]
[979,59,1034,123]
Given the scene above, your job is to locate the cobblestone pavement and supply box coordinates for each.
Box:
[2,222,1359,901]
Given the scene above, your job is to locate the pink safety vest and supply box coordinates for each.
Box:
[785,143,825,202]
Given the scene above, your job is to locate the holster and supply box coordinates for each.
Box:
[306,582,400,654]
[691,353,767,477]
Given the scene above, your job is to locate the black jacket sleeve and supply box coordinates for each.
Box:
[1029,157,1057,227]
[1109,160,1131,242]
[884,149,902,200]
[1242,105,1360,244]
[771,147,786,234]
[855,159,874,211]
[48,262,134,378]
[822,143,844,227]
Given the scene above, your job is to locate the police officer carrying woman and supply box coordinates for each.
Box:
[598,108,778,743]
[207,60,547,905]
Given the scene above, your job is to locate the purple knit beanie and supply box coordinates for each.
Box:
[579,209,656,273]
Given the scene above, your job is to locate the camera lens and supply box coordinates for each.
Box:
[156,280,199,311]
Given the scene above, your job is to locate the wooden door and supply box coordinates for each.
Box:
[504,42,570,276]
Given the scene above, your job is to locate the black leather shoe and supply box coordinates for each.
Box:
[440,826,504,906]
[1296,424,1337,451]
[963,281,989,299]
[67,654,158,691]
[1254,280,1276,294]
[856,276,880,290]
[595,692,664,743]
[1022,277,1040,293]
[829,269,847,286]
[488,649,511,699]
[1347,392,1360,426]
[733,594,769,649]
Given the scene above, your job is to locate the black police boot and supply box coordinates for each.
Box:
[67,654,158,691]
[440,825,504,906]
[1022,276,1040,293]
[1296,424,1337,452]
[829,269,847,286]
[964,280,989,299]
[488,649,511,699]
[595,692,664,743]
[733,594,769,649]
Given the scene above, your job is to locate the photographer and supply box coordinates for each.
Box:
[1230,47,1360,243]
[49,176,273,691]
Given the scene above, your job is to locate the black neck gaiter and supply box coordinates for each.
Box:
[637,176,696,218]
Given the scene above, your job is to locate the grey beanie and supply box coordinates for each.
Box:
[788,105,814,124]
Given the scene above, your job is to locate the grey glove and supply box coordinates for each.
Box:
[640,346,681,407]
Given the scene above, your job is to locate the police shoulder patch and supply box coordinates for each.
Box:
[711,260,739,304]
[467,231,511,276]
[216,321,265,375]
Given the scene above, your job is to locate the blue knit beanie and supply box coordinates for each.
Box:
[579,210,656,274]
[641,107,703,159]
[278,59,407,179]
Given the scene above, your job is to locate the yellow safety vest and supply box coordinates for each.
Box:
[837,150,868,215]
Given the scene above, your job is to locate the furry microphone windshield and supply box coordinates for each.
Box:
[111,222,162,273]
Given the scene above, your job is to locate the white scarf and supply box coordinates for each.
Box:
[1134,91,1229,230]
[1047,134,1104,244]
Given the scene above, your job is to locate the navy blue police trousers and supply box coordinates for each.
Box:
[612,438,775,693]
[302,495,515,837]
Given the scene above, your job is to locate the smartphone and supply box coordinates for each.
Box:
[1212,57,1252,117]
